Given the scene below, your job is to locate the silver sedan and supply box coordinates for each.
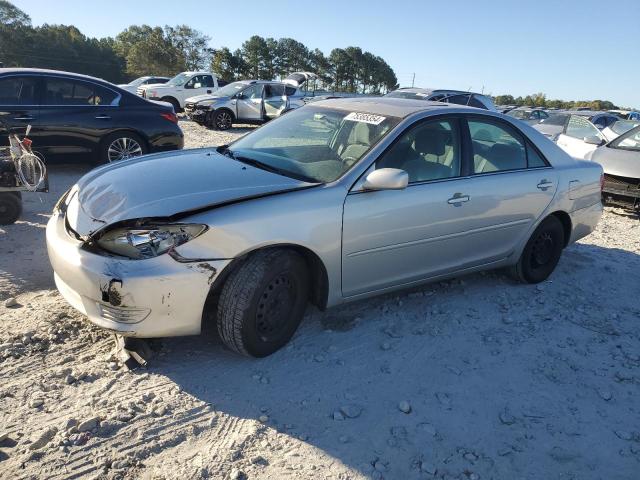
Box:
[46,98,603,357]
[591,125,640,211]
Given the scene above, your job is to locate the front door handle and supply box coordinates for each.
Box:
[447,193,470,205]
[14,116,34,121]
[95,115,111,120]
[537,180,554,191]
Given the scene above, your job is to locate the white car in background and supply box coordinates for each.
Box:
[136,71,224,112]
[534,113,606,159]
[506,108,550,125]
[601,119,640,142]
[117,75,170,94]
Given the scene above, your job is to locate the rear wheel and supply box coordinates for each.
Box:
[211,110,233,130]
[161,97,181,113]
[0,192,22,225]
[100,132,146,163]
[216,249,309,357]
[511,215,565,283]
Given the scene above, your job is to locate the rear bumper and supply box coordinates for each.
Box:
[148,129,184,153]
[568,201,603,244]
[46,211,231,337]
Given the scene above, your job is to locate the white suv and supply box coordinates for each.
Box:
[137,71,223,112]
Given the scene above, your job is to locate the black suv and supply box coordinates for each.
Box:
[0,68,183,163]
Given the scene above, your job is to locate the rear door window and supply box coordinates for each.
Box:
[469,120,527,173]
[0,76,39,105]
[44,78,116,106]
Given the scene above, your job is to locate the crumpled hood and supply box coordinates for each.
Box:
[187,94,227,104]
[591,146,640,178]
[66,149,315,237]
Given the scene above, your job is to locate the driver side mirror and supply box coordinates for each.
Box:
[362,168,409,191]
[584,135,605,146]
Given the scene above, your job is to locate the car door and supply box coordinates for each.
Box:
[184,75,215,100]
[461,117,558,264]
[235,84,264,121]
[0,75,41,149]
[556,115,605,159]
[263,84,287,119]
[342,117,477,297]
[38,76,119,160]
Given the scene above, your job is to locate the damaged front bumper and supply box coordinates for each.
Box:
[46,211,231,337]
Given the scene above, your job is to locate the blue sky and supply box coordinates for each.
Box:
[12,0,640,107]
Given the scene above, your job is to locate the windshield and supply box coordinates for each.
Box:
[214,82,250,97]
[385,90,431,100]
[166,73,191,86]
[541,113,569,126]
[611,120,640,135]
[226,106,400,183]
[609,126,640,151]
[128,76,150,87]
[508,110,531,119]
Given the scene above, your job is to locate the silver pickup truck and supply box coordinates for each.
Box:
[184,72,317,130]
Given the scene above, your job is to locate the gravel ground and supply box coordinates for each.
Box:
[1,119,639,480]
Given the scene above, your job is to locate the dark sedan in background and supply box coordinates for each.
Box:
[0,68,183,163]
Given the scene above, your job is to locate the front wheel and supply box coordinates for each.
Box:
[216,250,310,357]
[211,110,233,130]
[510,215,565,283]
[0,192,22,225]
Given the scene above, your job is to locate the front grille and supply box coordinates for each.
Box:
[603,174,640,198]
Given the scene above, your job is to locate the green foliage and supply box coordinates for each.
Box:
[493,92,620,110]
[0,1,397,92]
[0,0,30,27]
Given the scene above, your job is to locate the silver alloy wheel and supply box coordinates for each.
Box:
[107,137,143,162]
[216,111,232,129]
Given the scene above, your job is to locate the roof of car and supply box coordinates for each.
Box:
[392,87,487,97]
[0,67,110,84]
[569,110,617,118]
[310,96,478,118]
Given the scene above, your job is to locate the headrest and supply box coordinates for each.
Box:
[414,126,450,156]
[349,122,371,145]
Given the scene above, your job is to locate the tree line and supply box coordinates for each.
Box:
[0,1,397,93]
[493,92,621,111]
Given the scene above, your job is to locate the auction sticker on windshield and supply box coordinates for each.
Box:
[344,112,386,125]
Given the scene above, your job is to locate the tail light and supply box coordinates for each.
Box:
[160,112,178,124]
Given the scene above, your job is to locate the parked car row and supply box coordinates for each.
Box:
[183,72,316,129]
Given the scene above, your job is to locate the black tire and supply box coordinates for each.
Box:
[211,109,233,130]
[216,249,310,357]
[161,97,181,113]
[100,132,147,164]
[0,192,22,225]
[511,215,565,284]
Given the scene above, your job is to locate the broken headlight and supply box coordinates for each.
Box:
[95,224,207,259]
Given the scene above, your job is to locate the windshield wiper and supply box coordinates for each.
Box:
[217,145,235,158]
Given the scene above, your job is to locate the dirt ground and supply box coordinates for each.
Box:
[1,119,639,480]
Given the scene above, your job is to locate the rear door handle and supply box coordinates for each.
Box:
[95,115,111,120]
[447,193,470,205]
[537,180,554,191]
[14,116,34,121]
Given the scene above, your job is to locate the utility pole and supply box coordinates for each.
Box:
[411,73,415,88]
